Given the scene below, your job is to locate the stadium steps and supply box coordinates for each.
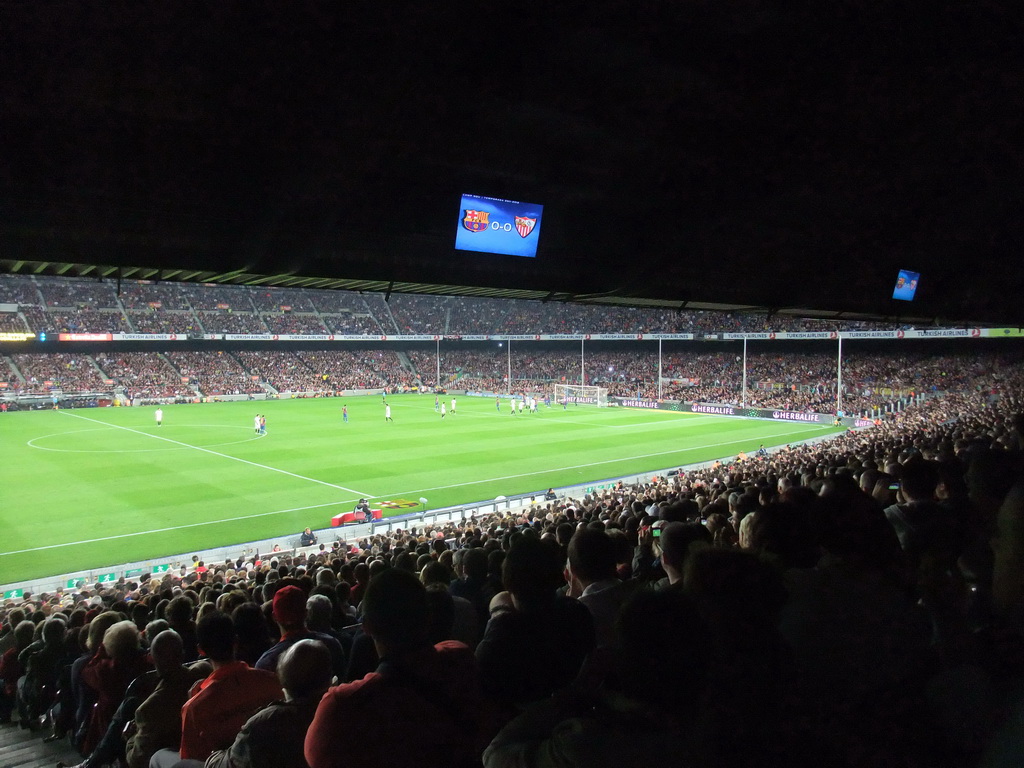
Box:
[0,722,82,768]
[377,300,401,334]
[311,306,328,329]
[114,294,132,329]
[4,354,26,384]
[27,278,46,307]
[395,350,416,377]
[87,355,108,379]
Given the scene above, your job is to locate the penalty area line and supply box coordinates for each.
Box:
[59,411,374,498]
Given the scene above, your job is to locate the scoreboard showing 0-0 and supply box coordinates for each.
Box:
[455,193,544,258]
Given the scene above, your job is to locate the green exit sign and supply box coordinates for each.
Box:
[97,573,117,584]
[3,589,24,600]
[151,564,171,574]
[65,578,85,590]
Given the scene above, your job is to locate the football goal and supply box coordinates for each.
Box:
[552,383,609,407]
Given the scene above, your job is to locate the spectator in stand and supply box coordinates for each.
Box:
[483,590,711,768]
[422,561,480,649]
[476,537,595,712]
[449,548,494,630]
[166,351,264,397]
[255,585,346,680]
[122,629,201,768]
[62,628,190,768]
[0,619,34,723]
[884,459,960,564]
[683,548,791,766]
[305,568,492,768]
[207,639,332,768]
[17,615,67,729]
[68,611,122,749]
[231,603,273,668]
[564,527,634,649]
[654,521,712,589]
[78,620,151,757]
[150,612,282,767]
[165,595,198,663]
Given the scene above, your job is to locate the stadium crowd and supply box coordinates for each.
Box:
[36,280,119,310]
[5,347,1021,421]
[232,351,327,394]
[320,313,385,335]
[249,290,316,314]
[195,313,268,335]
[1,276,930,340]
[0,312,29,334]
[92,353,196,402]
[261,314,329,336]
[293,350,407,392]
[9,353,107,394]
[3,372,1024,767]
[126,312,201,336]
[177,286,256,313]
[164,352,265,397]
[118,284,193,312]
[0,276,42,306]
[46,311,131,335]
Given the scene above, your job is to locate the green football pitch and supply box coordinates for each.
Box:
[0,395,843,585]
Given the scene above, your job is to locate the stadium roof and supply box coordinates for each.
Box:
[2,2,1022,326]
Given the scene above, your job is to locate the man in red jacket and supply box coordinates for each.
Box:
[149,611,282,767]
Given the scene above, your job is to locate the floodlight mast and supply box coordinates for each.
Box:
[658,339,663,400]
[837,336,843,416]
[741,338,748,409]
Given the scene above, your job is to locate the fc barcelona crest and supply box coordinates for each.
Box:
[463,210,489,232]
[515,216,537,238]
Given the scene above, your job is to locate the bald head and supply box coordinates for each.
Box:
[150,629,184,676]
[279,639,333,700]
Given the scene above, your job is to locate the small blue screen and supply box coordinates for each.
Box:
[892,269,921,301]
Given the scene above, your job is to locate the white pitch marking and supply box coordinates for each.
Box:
[58,411,373,497]
[0,498,359,557]
[27,425,266,453]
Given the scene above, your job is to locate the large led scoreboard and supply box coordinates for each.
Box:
[454,193,544,258]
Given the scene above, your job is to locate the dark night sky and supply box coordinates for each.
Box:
[2,1,1022,323]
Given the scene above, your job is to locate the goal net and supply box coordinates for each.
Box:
[552,383,609,407]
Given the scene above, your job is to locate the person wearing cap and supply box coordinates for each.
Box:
[254,585,346,680]
[149,612,281,767]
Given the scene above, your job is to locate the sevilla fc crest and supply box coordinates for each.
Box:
[515,216,537,238]
[463,210,489,232]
